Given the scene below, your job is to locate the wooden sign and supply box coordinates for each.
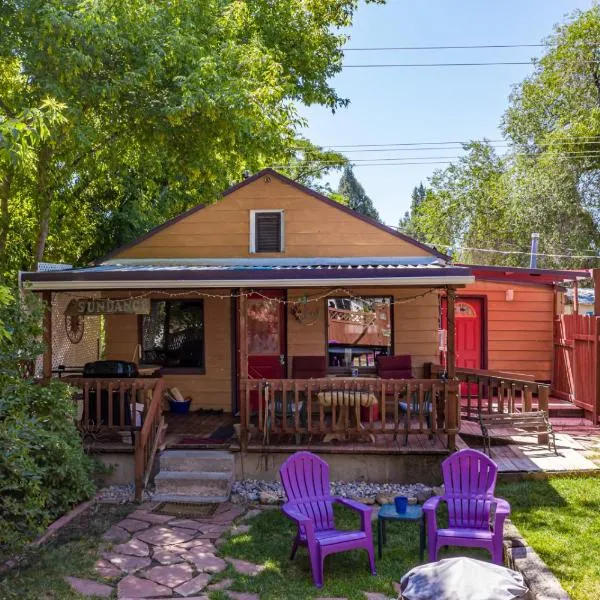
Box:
[65,298,151,316]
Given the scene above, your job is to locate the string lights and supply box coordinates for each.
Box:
[56,286,441,307]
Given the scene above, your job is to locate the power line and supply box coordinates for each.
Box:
[343,43,547,51]
[343,61,539,67]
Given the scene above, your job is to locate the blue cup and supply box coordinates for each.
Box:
[394,496,408,514]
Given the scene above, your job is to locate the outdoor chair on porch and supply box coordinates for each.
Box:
[377,355,434,444]
[267,357,325,442]
[279,451,376,588]
[423,449,510,565]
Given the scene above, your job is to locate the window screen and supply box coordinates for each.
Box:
[254,212,282,252]
[142,300,204,368]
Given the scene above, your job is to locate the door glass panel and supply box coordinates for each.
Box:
[247,299,280,354]
[455,302,476,317]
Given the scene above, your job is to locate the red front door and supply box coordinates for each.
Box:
[455,298,483,370]
[246,290,286,397]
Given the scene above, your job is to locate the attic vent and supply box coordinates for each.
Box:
[251,210,284,253]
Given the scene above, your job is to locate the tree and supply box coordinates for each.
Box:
[337,165,381,221]
[399,182,426,239]
[1,0,383,278]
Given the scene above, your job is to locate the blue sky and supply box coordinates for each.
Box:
[299,0,595,226]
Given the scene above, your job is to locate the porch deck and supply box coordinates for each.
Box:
[460,418,600,475]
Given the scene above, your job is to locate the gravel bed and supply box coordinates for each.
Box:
[232,480,437,504]
[95,484,155,504]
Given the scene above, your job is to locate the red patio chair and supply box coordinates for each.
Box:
[279,451,376,588]
[423,448,510,565]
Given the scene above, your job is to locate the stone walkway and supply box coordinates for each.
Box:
[64,501,397,600]
[64,502,263,599]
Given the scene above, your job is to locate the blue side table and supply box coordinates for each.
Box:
[377,503,425,561]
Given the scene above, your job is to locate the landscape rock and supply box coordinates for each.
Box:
[143,563,193,588]
[174,573,211,597]
[181,549,227,573]
[103,526,130,544]
[118,574,172,598]
[375,493,395,506]
[113,539,150,557]
[432,485,445,496]
[128,510,173,525]
[104,552,152,573]
[259,491,280,505]
[350,496,375,505]
[135,525,195,546]
[153,548,185,565]
[117,518,151,533]
[231,524,251,535]
[416,488,433,504]
[94,558,122,579]
[225,557,265,576]
[207,578,233,591]
[65,576,113,598]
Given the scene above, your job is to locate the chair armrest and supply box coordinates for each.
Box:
[422,495,443,513]
[282,503,316,540]
[335,497,372,530]
[334,497,372,514]
[492,497,510,532]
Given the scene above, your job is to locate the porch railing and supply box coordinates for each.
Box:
[64,376,166,501]
[240,377,460,450]
[429,364,550,419]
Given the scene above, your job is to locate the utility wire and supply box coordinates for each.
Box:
[343,43,548,51]
[343,61,543,68]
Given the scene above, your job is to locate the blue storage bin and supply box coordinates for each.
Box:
[169,398,191,413]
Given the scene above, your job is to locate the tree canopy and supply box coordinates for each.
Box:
[337,165,382,222]
[401,6,600,269]
[0,0,384,278]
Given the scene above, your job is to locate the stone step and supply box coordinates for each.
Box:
[154,471,232,497]
[159,450,234,473]
[151,493,229,504]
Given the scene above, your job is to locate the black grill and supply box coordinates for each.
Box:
[82,360,138,378]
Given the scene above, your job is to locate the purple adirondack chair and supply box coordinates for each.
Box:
[423,449,510,565]
[279,451,376,588]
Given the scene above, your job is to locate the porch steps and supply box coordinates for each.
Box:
[152,450,234,504]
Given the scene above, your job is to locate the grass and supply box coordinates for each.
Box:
[0,503,134,600]
[217,506,487,600]
[2,477,600,599]
[497,476,600,600]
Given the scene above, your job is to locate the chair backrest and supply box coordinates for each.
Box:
[376,355,413,379]
[279,451,335,532]
[292,356,327,379]
[441,449,498,529]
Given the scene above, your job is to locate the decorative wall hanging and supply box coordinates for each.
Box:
[65,313,85,344]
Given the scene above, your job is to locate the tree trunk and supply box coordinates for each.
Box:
[33,144,52,269]
[0,167,13,260]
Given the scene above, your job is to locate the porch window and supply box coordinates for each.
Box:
[141,300,204,370]
[327,296,393,373]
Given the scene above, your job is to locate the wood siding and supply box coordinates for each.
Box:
[104,292,231,412]
[112,175,433,260]
[459,281,555,381]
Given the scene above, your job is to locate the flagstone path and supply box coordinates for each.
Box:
[63,502,265,599]
[64,501,396,600]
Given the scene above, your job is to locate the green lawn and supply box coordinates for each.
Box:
[2,477,600,600]
[497,477,600,600]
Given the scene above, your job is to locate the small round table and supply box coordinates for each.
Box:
[377,503,425,561]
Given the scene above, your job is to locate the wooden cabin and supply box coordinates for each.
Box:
[21,169,567,495]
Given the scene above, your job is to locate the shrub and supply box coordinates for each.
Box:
[0,286,95,554]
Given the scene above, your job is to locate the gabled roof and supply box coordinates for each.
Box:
[98,168,446,263]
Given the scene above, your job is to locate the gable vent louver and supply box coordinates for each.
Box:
[254,212,282,252]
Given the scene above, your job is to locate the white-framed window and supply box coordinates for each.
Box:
[250,210,284,253]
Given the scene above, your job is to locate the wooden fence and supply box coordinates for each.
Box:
[553,313,600,423]
[240,377,460,450]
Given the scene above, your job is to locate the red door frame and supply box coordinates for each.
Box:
[441,294,488,371]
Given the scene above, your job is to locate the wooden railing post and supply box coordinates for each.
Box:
[134,436,144,502]
[445,381,459,451]
[42,291,53,379]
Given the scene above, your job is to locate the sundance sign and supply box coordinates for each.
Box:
[65,298,151,316]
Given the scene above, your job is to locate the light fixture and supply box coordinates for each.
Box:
[505,289,514,302]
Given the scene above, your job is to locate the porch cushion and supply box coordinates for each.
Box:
[376,355,413,379]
